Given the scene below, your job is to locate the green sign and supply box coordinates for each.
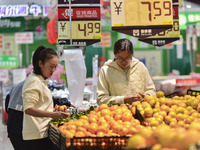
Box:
[0,17,25,33]
[179,12,200,30]
[0,56,18,68]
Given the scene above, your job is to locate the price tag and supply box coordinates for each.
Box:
[58,0,101,46]
[139,4,180,46]
[58,0,100,4]
[58,21,101,40]
[111,0,173,38]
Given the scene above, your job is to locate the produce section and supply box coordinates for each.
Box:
[49,90,200,150]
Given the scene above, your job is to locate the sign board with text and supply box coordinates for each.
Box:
[58,0,101,46]
[139,3,180,46]
[110,0,173,38]
[15,32,34,44]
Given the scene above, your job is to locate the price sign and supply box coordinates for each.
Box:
[58,0,101,46]
[139,4,180,46]
[111,0,173,38]
[58,21,101,39]
[58,0,100,4]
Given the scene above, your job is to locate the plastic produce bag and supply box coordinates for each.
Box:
[59,49,86,108]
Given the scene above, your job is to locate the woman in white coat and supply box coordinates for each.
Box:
[97,38,156,105]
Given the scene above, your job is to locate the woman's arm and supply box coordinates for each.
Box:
[25,107,70,120]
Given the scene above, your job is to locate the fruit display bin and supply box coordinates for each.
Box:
[49,123,66,150]
[48,123,129,150]
[187,89,200,96]
[165,92,180,98]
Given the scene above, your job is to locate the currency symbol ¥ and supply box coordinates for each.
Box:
[113,2,122,15]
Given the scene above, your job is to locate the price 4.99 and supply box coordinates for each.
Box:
[78,22,101,37]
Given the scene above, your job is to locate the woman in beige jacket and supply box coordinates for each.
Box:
[97,38,156,105]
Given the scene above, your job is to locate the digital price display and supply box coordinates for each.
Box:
[139,4,180,46]
[111,0,173,38]
[58,0,101,46]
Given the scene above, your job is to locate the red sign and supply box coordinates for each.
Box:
[58,0,100,4]
[47,15,58,44]
[58,7,100,20]
[173,5,179,18]
[0,35,3,48]
[176,78,200,84]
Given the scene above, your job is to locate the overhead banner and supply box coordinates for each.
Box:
[110,0,173,39]
[139,3,180,46]
[0,17,25,33]
[57,0,102,46]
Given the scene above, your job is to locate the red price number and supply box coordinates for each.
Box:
[78,22,101,37]
[157,20,179,36]
[141,0,172,22]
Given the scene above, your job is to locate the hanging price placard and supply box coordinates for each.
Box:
[111,0,173,38]
[138,3,180,46]
[58,0,101,46]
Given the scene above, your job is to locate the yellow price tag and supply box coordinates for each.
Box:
[111,0,173,27]
[149,19,180,39]
[58,20,101,40]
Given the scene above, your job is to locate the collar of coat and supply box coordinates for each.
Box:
[104,57,140,70]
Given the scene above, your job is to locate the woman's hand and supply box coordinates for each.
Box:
[124,95,143,105]
[51,111,70,120]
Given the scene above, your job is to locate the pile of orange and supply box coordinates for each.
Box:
[57,103,142,147]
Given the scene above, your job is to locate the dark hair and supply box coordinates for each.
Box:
[32,46,58,75]
[114,38,134,55]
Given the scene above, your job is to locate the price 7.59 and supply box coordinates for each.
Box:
[78,22,101,37]
[141,0,172,22]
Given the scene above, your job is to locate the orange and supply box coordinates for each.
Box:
[75,131,85,137]
[114,108,123,114]
[100,108,112,116]
[114,113,122,121]
[127,134,146,149]
[119,127,129,136]
[123,121,132,128]
[87,123,98,134]
[116,119,123,124]
[98,117,107,126]
[76,127,87,134]
[89,110,96,115]
[108,119,117,126]
[112,123,123,134]
[121,111,133,122]
[110,105,118,111]
[121,105,129,112]
[63,130,74,139]
[104,115,111,122]
[79,115,88,120]
[66,124,76,130]
[75,120,84,127]
[131,119,141,127]
[96,131,105,137]
[94,107,99,112]
[97,124,109,133]
[98,104,109,111]
[129,127,137,135]
[88,114,98,123]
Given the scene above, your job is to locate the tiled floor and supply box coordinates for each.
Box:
[0,111,13,150]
